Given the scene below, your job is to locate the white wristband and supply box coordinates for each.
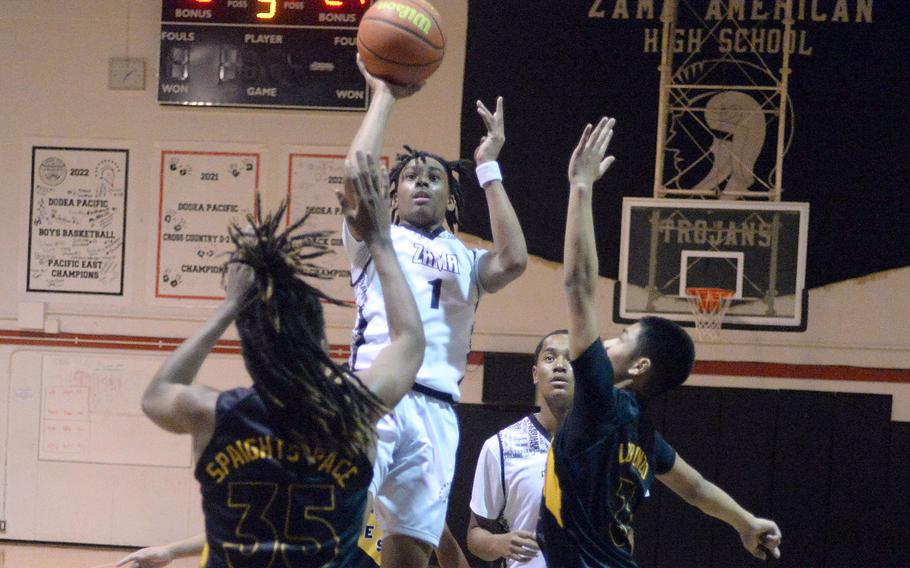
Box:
[475,161,503,187]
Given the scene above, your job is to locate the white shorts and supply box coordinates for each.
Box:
[370,390,459,547]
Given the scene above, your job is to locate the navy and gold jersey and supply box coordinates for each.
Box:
[351,510,383,567]
[538,340,676,568]
[195,387,373,568]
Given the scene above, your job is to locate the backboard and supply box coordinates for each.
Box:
[615,198,809,331]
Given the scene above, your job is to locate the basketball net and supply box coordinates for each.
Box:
[685,287,734,341]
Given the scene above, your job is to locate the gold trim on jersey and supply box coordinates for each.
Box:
[542,446,564,527]
[357,511,383,565]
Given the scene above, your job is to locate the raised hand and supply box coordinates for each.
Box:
[474,97,505,165]
[356,53,424,99]
[337,151,392,245]
[739,518,782,560]
[568,117,616,188]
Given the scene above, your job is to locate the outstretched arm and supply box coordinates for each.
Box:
[563,118,615,358]
[345,56,422,239]
[657,454,782,561]
[337,152,424,408]
[474,97,528,293]
[116,533,205,567]
[141,264,254,437]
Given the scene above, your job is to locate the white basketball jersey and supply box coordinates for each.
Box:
[470,415,551,568]
[344,222,486,401]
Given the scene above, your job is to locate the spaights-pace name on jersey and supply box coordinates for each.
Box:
[204,435,360,488]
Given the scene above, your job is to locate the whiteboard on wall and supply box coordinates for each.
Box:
[3,349,249,546]
[39,355,192,467]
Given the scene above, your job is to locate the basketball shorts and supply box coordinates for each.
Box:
[370,390,459,547]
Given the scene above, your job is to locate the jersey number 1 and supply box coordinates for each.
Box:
[428,279,442,309]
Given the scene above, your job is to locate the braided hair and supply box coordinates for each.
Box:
[388,145,473,232]
[226,198,387,459]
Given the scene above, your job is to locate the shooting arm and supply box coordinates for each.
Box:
[344,57,423,240]
[347,88,395,165]
[346,56,422,163]
[344,88,395,242]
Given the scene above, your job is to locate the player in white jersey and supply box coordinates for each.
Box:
[347,221,485,400]
[468,330,574,568]
[343,56,528,568]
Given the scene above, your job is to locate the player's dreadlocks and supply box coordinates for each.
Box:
[389,145,472,232]
[226,198,387,459]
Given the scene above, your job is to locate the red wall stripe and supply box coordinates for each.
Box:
[693,360,910,384]
[0,329,905,383]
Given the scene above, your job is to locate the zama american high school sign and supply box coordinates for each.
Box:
[460,0,908,291]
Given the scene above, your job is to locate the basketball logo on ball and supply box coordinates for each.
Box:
[357,0,446,85]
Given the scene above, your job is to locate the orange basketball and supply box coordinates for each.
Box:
[357,0,446,86]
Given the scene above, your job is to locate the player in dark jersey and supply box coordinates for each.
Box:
[134,153,425,568]
[537,118,782,568]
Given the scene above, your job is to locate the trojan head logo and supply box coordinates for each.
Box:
[690,91,765,195]
[662,59,794,199]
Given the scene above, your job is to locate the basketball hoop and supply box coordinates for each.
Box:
[685,287,734,340]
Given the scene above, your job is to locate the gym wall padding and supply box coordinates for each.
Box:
[770,390,835,568]
[480,352,536,405]
[825,393,892,567]
[886,421,910,568]
[653,387,724,567]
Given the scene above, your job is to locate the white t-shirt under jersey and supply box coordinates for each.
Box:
[470,415,551,568]
[344,221,486,401]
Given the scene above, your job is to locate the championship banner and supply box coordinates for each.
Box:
[155,148,260,300]
[286,150,390,303]
[460,1,910,289]
[27,146,128,295]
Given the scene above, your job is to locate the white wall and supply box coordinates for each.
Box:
[0,0,908,543]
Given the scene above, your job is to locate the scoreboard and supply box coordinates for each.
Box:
[159,0,372,110]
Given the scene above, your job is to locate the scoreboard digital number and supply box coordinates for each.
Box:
[159,0,371,110]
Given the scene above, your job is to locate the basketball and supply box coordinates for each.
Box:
[357,0,446,86]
